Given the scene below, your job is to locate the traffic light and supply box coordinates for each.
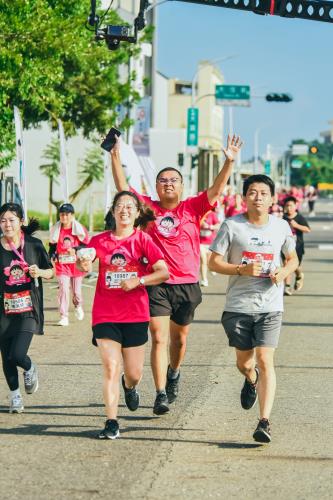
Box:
[191,154,199,169]
[178,153,184,167]
[309,145,318,155]
[265,93,293,102]
[304,161,312,168]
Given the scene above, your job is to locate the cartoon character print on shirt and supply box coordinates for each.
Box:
[241,235,275,277]
[3,259,33,314]
[4,259,31,286]
[104,247,139,289]
[58,235,77,264]
[155,212,180,238]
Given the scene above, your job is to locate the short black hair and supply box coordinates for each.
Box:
[156,168,183,183]
[243,175,275,196]
[283,196,297,205]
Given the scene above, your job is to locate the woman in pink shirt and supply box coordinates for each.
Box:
[77,191,169,439]
[49,204,89,327]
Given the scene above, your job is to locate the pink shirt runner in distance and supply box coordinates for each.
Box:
[89,229,164,325]
[55,227,90,278]
[132,189,215,284]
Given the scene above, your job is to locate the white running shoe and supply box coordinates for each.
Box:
[23,363,39,394]
[74,306,84,321]
[9,394,24,414]
[200,279,209,287]
[58,316,69,326]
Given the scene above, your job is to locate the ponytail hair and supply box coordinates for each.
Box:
[105,191,155,230]
[0,203,40,235]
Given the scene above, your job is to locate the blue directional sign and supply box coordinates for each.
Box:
[187,107,199,147]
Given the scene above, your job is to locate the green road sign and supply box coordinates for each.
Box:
[215,85,251,107]
[264,160,271,175]
[291,159,303,169]
[187,107,199,147]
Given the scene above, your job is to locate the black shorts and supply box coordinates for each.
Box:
[147,283,202,326]
[296,247,304,265]
[92,322,149,348]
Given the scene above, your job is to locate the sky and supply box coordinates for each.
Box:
[156,2,333,160]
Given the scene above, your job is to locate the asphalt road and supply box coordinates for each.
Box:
[0,200,332,499]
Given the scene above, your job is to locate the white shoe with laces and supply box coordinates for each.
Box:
[9,394,24,414]
[200,279,209,287]
[23,363,39,394]
[74,306,84,321]
[58,316,69,326]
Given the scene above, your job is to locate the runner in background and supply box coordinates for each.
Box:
[77,191,169,439]
[0,203,53,413]
[225,193,246,218]
[111,134,243,415]
[199,209,220,287]
[269,193,283,218]
[283,196,311,295]
[305,185,318,217]
[49,203,89,327]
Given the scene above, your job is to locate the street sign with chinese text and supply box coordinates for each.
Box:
[215,85,251,107]
[292,144,309,155]
[187,107,199,147]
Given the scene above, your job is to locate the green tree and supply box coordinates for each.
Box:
[0,0,142,169]
[290,139,333,186]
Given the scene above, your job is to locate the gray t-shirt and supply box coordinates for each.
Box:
[209,214,295,313]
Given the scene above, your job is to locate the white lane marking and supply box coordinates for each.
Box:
[318,244,333,250]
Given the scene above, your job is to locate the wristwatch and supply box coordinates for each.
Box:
[139,277,145,286]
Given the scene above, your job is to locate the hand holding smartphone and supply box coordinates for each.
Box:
[101,127,121,152]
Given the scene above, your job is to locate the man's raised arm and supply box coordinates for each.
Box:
[110,136,129,192]
[207,135,243,205]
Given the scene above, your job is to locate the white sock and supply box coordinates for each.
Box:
[10,389,21,398]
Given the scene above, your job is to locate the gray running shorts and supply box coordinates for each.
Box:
[221,311,283,350]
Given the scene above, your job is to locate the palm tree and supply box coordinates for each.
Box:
[40,138,104,220]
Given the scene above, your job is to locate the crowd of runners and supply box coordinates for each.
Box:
[0,133,314,444]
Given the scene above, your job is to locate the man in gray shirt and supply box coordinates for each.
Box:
[209,174,298,443]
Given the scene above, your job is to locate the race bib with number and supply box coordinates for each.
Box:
[58,253,77,264]
[105,271,138,289]
[241,251,274,278]
[4,290,33,315]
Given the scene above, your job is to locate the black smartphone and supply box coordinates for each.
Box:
[101,127,121,152]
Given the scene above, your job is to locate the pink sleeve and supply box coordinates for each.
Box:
[141,232,164,265]
[184,191,216,219]
[130,187,154,210]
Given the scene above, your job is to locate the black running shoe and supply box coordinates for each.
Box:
[122,374,139,411]
[253,418,271,443]
[166,367,180,404]
[241,367,259,410]
[98,419,120,440]
[153,392,169,415]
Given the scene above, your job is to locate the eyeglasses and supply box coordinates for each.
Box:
[114,203,137,211]
[157,177,182,185]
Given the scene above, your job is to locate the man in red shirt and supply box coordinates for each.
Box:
[111,135,243,414]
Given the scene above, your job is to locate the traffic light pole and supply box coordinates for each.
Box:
[174,0,333,24]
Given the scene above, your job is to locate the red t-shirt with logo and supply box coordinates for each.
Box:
[55,227,90,278]
[89,229,164,325]
[133,189,215,284]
